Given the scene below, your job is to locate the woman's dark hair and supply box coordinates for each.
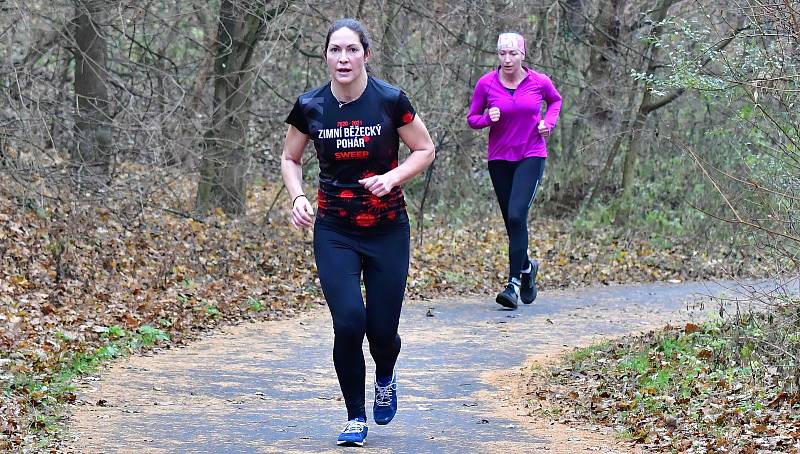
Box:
[324,18,371,55]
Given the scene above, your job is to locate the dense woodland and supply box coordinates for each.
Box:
[0,0,797,449]
[0,0,794,232]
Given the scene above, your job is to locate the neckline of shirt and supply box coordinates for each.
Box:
[498,71,529,89]
[495,67,534,88]
[330,77,370,108]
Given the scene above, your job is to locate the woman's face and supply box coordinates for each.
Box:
[326,27,369,85]
[497,48,524,76]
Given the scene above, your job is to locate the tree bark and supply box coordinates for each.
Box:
[378,2,404,79]
[618,0,678,198]
[569,0,626,158]
[195,0,275,216]
[71,0,112,179]
[620,104,650,195]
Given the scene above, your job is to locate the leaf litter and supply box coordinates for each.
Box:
[522,321,800,453]
[0,178,774,449]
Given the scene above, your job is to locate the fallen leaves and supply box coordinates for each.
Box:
[0,185,324,447]
[523,323,800,452]
[0,177,775,449]
[407,216,770,300]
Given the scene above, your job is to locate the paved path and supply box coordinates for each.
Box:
[65,281,759,453]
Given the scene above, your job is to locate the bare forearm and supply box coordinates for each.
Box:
[387,147,435,187]
[281,158,305,199]
[280,125,311,200]
[389,116,436,187]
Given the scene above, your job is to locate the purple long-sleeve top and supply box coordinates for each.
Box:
[467,67,562,161]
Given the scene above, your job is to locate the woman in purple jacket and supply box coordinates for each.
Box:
[467,32,562,309]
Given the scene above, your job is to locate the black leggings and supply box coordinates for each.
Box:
[488,157,546,281]
[313,219,410,421]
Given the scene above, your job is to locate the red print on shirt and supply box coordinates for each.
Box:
[367,194,390,212]
[354,212,377,227]
[335,150,369,160]
[339,189,355,199]
[401,112,413,124]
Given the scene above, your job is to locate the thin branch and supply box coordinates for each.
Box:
[643,27,746,114]
[680,140,800,244]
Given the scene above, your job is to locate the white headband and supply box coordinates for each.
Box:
[497,33,525,55]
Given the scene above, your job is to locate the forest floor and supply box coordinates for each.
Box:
[0,180,781,451]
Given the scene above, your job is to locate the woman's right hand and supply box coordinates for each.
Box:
[291,196,314,229]
[488,107,501,122]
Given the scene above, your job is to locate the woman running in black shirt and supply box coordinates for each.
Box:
[281,18,435,447]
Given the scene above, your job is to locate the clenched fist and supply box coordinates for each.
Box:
[538,120,550,138]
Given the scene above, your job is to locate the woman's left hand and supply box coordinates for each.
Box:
[538,120,550,138]
[359,174,396,197]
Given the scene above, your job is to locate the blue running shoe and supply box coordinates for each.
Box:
[336,417,368,447]
[373,371,397,425]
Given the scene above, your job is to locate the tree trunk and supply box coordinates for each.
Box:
[621,106,650,194]
[618,0,677,197]
[560,0,626,208]
[195,0,270,217]
[71,0,112,179]
[584,90,642,208]
[569,0,626,155]
[378,2,404,79]
[618,0,741,202]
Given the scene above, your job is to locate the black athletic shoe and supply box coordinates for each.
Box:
[520,260,539,304]
[495,283,519,309]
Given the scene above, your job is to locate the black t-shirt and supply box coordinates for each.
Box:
[285,76,416,228]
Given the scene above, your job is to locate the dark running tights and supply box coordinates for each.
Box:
[313,220,410,421]
[488,157,546,282]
